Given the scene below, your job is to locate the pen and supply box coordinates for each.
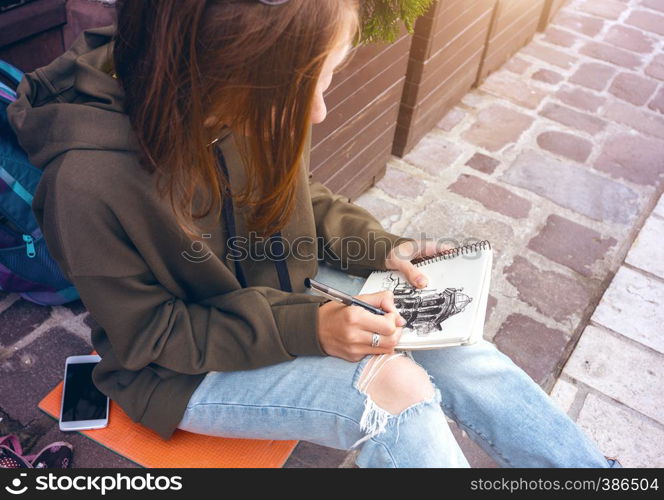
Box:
[304,277,386,316]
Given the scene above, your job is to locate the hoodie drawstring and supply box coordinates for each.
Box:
[214,147,292,293]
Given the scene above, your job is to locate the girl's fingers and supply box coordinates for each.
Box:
[358,328,401,349]
[393,239,457,288]
[415,239,455,259]
[354,310,403,336]
[354,290,406,326]
[355,290,395,310]
[396,259,428,289]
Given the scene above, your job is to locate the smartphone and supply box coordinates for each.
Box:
[59,355,109,431]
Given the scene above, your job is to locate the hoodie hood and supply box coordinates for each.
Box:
[7,24,139,169]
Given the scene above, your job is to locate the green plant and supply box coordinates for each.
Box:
[358,0,439,45]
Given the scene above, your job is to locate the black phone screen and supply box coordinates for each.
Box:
[61,362,108,422]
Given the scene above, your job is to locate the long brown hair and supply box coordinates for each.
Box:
[113,0,360,240]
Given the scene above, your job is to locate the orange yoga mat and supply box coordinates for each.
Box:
[38,354,297,468]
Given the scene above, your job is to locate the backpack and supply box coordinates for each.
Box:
[0,60,80,306]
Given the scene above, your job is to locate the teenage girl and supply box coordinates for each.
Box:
[9,0,620,467]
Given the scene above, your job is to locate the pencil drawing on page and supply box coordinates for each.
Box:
[380,273,473,336]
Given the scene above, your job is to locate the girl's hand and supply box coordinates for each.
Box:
[384,239,454,289]
[317,290,406,362]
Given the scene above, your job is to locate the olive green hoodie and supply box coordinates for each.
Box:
[7,24,413,440]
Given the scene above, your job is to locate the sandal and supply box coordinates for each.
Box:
[0,435,28,468]
[0,434,73,469]
[24,441,73,468]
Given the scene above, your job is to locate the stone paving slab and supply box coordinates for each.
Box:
[563,324,664,426]
[549,378,579,414]
[494,313,570,388]
[283,440,348,468]
[655,195,664,217]
[576,394,664,468]
[624,215,664,279]
[501,150,643,224]
[590,266,664,354]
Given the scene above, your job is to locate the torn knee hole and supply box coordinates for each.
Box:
[351,354,439,449]
[357,354,436,415]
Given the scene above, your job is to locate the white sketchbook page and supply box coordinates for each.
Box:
[358,247,493,349]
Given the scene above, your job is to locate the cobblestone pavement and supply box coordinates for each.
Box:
[348,0,664,468]
[1,0,662,468]
[552,196,664,468]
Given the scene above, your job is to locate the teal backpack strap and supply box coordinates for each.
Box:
[0,60,23,86]
[0,83,16,103]
[0,60,22,105]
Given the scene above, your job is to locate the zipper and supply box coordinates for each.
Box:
[22,234,36,258]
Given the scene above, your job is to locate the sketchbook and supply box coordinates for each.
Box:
[359,240,493,350]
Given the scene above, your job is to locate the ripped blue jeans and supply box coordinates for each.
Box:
[176,261,619,468]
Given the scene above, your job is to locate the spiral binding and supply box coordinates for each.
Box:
[412,240,491,267]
